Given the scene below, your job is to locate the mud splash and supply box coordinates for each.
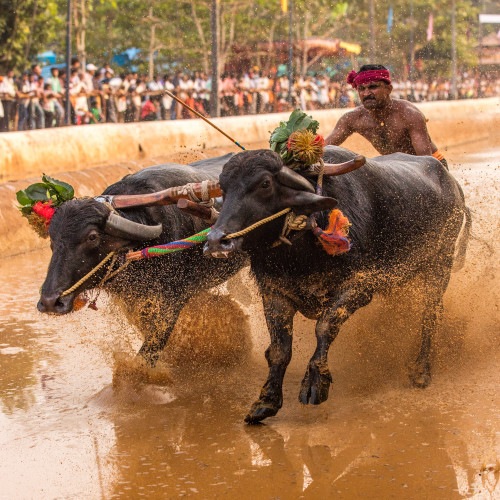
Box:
[0,141,498,499]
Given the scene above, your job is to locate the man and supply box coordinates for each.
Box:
[325,65,448,168]
[48,67,64,126]
[0,70,16,132]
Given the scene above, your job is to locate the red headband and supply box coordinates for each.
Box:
[347,69,391,89]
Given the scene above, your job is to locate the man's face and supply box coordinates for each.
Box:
[357,81,392,109]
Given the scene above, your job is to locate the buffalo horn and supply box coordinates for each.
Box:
[104,212,163,241]
[276,167,315,193]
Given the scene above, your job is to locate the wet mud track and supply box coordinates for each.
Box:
[0,142,498,499]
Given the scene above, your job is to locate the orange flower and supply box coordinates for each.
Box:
[287,130,325,165]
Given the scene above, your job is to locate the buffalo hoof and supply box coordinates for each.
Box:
[409,369,431,389]
[299,364,332,405]
[409,359,432,389]
[245,401,280,424]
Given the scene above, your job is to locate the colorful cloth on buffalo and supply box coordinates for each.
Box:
[313,209,351,255]
[347,69,391,89]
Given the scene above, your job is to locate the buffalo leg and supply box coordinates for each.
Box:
[245,291,297,424]
[410,251,454,388]
[137,301,184,367]
[299,287,373,405]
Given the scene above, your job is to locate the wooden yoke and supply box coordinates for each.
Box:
[102,180,222,210]
[95,156,365,211]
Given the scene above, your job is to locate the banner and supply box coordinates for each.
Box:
[387,6,393,34]
[281,0,287,13]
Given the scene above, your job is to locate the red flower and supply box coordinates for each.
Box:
[32,201,55,222]
[312,135,325,148]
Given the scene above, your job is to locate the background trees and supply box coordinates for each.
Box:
[0,0,491,78]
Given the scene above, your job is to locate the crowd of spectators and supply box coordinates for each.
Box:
[0,59,498,132]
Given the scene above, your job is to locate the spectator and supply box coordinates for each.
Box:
[41,82,56,127]
[1,61,499,132]
[0,70,16,131]
[28,72,45,129]
[48,67,64,126]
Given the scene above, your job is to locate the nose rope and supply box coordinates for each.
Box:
[59,207,296,299]
[60,251,115,297]
[224,208,291,239]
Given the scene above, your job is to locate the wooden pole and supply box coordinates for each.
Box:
[162,88,245,150]
[288,0,294,103]
[65,0,71,125]
[210,0,220,117]
[451,0,458,99]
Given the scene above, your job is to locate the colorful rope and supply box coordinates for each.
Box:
[126,227,211,261]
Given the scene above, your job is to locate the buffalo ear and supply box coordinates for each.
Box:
[284,190,338,214]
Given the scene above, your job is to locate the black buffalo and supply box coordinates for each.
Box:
[38,154,246,365]
[205,146,470,423]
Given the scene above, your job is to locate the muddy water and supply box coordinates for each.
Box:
[0,143,499,499]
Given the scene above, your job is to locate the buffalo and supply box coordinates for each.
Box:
[205,146,470,423]
[38,154,247,366]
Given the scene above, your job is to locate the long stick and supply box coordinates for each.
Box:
[163,89,245,151]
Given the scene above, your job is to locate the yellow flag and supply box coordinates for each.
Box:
[281,0,287,13]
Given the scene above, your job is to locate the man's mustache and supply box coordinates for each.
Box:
[363,95,376,101]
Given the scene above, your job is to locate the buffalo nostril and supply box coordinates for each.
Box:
[38,294,68,313]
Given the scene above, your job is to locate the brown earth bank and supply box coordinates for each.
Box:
[0,120,498,498]
[0,98,498,183]
[1,99,499,258]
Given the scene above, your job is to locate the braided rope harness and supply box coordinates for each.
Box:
[60,167,349,303]
[59,207,307,299]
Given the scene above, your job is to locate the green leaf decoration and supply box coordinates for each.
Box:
[269,109,320,165]
[16,190,32,206]
[24,183,52,201]
[42,174,74,201]
[15,174,75,227]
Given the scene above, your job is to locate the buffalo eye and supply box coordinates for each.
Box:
[260,179,271,189]
[87,231,99,243]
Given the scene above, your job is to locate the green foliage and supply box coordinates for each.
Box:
[270,109,320,163]
[0,0,59,72]
[1,0,485,79]
[16,174,74,212]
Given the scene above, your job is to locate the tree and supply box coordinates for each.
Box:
[0,0,60,72]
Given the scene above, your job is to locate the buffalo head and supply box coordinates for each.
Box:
[38,198,162,314]
[204,150,337,258]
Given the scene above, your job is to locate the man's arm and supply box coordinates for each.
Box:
[406,108,434,156]
[325,113,353,146]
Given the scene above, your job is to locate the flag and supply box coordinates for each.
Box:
[387,6,393,34]
[427,13,433,41]
[281,0,287,13]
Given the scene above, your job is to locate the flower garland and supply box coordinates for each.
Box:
[269,109,325,169]
[16,174,74,238]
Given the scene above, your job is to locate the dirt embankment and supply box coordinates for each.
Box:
[0,98,498,258]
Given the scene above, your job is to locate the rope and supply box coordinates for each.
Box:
[60,251,115,297]
[224,208,291,240]
[126,227,212,261]
[316,158,325,196]
[60,207,295,299]
[181,180,219,223]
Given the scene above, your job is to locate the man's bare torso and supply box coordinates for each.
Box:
[343,99,431,155]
